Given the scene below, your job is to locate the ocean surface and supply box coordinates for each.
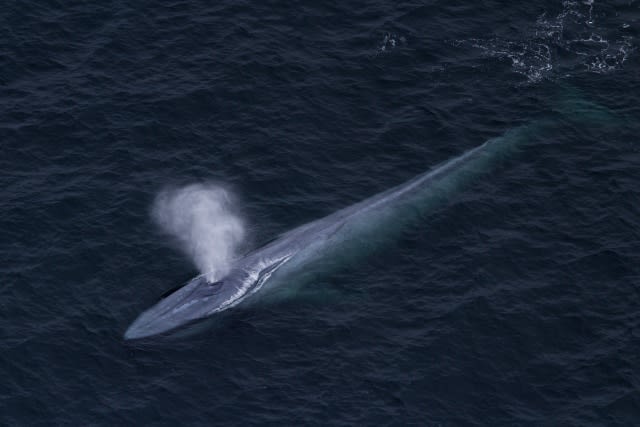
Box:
[1,0,639,425]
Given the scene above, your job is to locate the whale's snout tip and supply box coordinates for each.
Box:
[123,322,147,341]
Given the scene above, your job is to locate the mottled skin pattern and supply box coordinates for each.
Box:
[125,118,560,340]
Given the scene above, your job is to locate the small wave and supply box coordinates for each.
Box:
[152,183,245,282]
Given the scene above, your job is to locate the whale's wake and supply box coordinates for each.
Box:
[152,183,245,282]
[453,0,636,83]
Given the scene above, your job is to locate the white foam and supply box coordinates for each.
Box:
[377,32,406,54]
[454,0,636,83]
[152,183,245,282]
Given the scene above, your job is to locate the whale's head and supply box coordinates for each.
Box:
[124,273,244,340]
[124,255,292,340]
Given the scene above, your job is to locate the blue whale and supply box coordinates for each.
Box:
[125,94,613,340]
[124,120,549,340]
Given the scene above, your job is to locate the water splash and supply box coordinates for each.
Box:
[377,32,406,54]
[152,183,245,282]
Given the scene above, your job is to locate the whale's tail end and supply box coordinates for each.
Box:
[552,84,622,129]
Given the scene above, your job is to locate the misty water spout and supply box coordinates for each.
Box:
[152,183,245,282]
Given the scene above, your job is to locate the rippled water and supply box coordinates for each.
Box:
[2,1,639,425]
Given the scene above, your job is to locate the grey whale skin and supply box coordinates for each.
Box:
[124,120,549,340]
[129,89,624,341]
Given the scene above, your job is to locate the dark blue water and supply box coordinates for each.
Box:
[2,1,639,425]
